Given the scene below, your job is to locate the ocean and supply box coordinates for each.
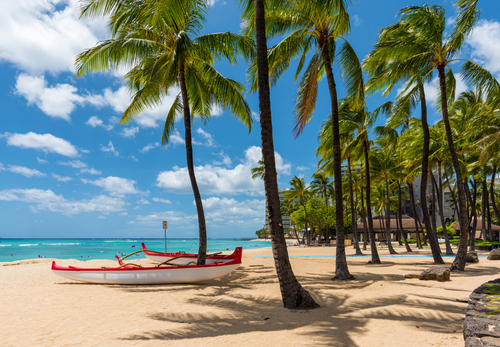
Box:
[0,238,272,263]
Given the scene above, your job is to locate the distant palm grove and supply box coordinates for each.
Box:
[78,0,498,309]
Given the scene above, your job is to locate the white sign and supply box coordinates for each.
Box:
[163,221,168,229]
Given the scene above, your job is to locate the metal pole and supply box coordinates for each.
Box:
[164,229,167,253]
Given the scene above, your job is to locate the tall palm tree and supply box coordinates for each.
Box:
[245,0,363,280]
[339,103,381,263]
[310,172,332,244]
[77,0,253,265]
[239,0,319,309]
[286,176,311,244]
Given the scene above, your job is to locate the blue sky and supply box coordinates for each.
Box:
[1,0,500,239]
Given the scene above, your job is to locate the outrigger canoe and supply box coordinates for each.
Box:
[141,242,238,265]
[51,247,242,285]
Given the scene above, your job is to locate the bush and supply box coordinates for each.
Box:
[437,224,456,237]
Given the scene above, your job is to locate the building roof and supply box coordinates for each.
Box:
[451,219,500,232]
[357,214,420,232]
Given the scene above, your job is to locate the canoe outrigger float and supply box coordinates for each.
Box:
[140,242,239,265]
[51,247,242,285]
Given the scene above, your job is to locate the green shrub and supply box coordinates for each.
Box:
[437,224,456,237]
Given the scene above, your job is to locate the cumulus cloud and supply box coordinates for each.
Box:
[0,0,106,74]
[135,210,196,226]
[468,20,500,75]
[3,132,79,157]
[170,130,185,145]
[15,74,105,121]
[202,197,265,222]
[57,160,101,175]
[139,142,160,153]
[0,164,46,178]
[36,157,49,164]
[193,128,215,147]
[156,146,290,195]
[121,126,139,138]
[136,198,150,205]
[52,173,72,182]
[0,189,126,215]
[82,176,144,197]
[212,151,232,166]
[85,116,115,131]
[152,198,172,204]
[99,141,119,156]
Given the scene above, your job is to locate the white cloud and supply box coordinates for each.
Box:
[296,166,309,172]
[85,116,114,131]
[194,128,215,147]
[82,176,144,197]
[137,198,150,205]
[468,20,500,75]
[36,157,49,164]
[352,15,362,26]
[129,155,138,162]
[135,210,196,226]
[170,130,185,145]
[80,167,102,175]
[251,111,260,122]
[4,132,79,157]
[156,146,290,195]
[212,151,232,166]
[202,197,265,222]
[0,0,106,74]
[100,141,119,156]
[139,142,159,153]
[15,74,104,121]
[121,126,139,138]
[1,164,46,178]
[52,173,72,182]
[0,189,126,215]
[57,160,101,175]
[152,198,172,204]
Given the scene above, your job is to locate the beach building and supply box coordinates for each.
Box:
[264,188,292,231]
[356,214,421,241]
[452,218,500,240]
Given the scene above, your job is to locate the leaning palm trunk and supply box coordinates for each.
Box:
[348,158,362,255]
[491,167,500,228]
[385,177,397,254]
[253,0,319,309]
[407,182,423,249]
[481,178,489,242]
[363,141,381,263]
[419,85,444,264]
[437,66,469,271]
[321,42,353,280]
[360,174,368,250]
[179,63,207,265]
[469,181,478,251]
[436,164,453,254]
[398,182,412,252]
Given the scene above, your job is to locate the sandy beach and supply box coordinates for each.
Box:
[1,244,495,347]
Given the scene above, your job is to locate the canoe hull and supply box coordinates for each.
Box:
[51,247,242,285]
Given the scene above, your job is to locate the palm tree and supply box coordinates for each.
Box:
[77,0,253,264]
[286,176,311,244]
[310,172,332,244]
[239,0,319,309]
[246,0,363,280]
[338,103,381,263]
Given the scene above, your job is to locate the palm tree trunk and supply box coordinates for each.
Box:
[300,198,310,246]
[348,158,362,255]
[407,182,423,249]
[361,175,368,251]
[443,169,460,221]
[398,182,412,252]
[437,65,469,271]
[437,163,453,254]
[490,166,500,240]
[482,177,490,242]
[363,141,381,264]
[179,62,207,265]
[470,181,478,251]
[321,41,353,280]
[419,84,444,264]
[253,0,319,309]
[385,177,397,254]
[430,170,439,247]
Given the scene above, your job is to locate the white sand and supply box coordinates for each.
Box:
[1,243,493,347]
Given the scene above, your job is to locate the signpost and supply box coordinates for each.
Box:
[163,221,168,253]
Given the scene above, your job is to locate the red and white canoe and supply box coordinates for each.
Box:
[51,247,242,285]
[141,242,238,265]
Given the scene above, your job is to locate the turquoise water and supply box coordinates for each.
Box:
[0,239,271,262]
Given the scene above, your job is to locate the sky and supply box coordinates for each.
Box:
[1,0,500,239]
